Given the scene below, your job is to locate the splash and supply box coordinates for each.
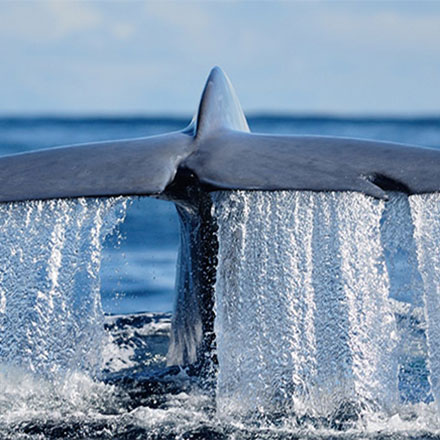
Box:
[212,190,438,425]
[381,193,431,405]
[410,193,440,410]
[0,197,128,379]
[3,189,440,437]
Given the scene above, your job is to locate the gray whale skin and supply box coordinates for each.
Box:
[2,66,440,202]
[2,67,440,369]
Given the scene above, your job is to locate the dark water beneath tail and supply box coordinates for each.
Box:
[1,116,440,439]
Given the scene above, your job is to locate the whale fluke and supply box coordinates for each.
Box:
[0,67,439,202]
[0,132,195,203]
[195,66,249,136]
[2,67,440,370]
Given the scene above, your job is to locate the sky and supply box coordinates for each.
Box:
[0,1,439,116]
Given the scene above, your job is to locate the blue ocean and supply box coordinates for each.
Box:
[1,115,440,439]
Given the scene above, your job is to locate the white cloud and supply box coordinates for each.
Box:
[0,1,102,42]
[111,22,135,41]
[44,1,102,38]
[308,5,440,54]
[0,1,439,114]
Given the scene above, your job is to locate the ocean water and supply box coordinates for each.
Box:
[0,115,440,439]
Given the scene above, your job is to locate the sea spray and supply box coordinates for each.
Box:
[0,197,128,379]
[311,192,398,416]
[212,191,317,418]
[381,193,431,404]
[212,191,398,421]
[410,193,440,408]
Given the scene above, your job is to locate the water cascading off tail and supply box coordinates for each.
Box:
[410,194,440,409]
[0,198,128,379]
[381,193,431,405]
[212,191,400,421]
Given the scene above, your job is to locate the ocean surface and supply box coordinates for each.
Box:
[0,115,440,439]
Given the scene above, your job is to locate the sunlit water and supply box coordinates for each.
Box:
[211,190,440,436]
[1,192,440,439]
[0,198,128,379]
[213,191,398,422]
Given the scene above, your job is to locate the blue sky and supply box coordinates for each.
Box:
[0,1,439,116]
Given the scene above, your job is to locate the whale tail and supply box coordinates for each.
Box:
[0,67,247,204]
[3,67,440,370]
[0,66,440,204]
[194,66,249,137]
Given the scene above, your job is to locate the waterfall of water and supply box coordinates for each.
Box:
[2,187,440,435]
[410,193,440,409]
[0,197,128,379]
[213,191,399,421]
[381,193,431,404]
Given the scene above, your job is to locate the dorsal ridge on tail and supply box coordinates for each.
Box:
[195,66,250,138]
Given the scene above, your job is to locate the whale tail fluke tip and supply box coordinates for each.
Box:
[194,66,250,138]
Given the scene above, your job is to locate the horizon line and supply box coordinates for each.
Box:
[1,112,440,122]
